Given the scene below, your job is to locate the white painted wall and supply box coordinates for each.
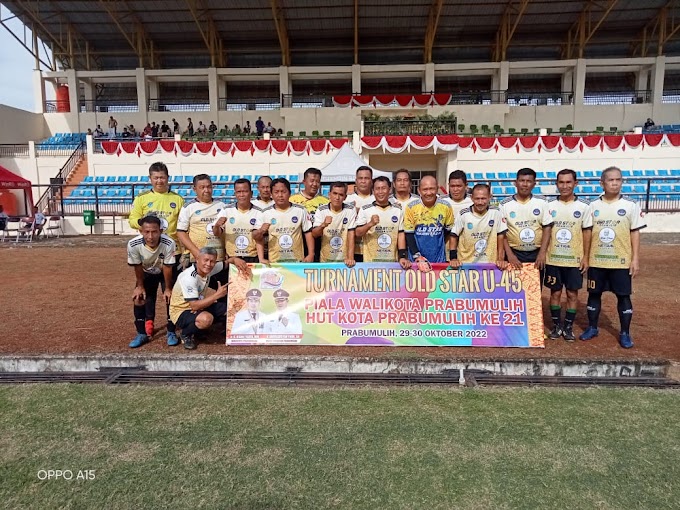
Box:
[0,105,48,143]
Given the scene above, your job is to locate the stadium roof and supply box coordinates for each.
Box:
[4,0,680,71]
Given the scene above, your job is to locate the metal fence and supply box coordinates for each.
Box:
[0,144,30,157]
[148,98,211,112]
[78,99,140,113]
[364,119,457,136]
[35,142,86,214]
[583,90,651,105]
[218,98,282,111]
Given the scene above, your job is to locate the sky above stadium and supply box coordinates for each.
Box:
[0,14,40,112]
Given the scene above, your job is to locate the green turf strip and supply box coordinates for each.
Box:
[1,385,678,509]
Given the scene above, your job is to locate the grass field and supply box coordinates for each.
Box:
[1,385,679,509]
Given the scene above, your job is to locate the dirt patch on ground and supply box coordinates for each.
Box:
[1,233,678,361]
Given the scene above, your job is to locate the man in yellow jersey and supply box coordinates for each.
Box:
[356,176,405,263]
[449,184,507,269]
[390,168,419,207]
[128,162,184,245]
[290,167,329,261]
[312,182,356,266]
[252,176,273,209]
[169,247,229,350]
[128,161,184,344]
[177,174,226,264]
[346,165,374,262]
[443,170,473,219]
[403,175,455,267]
[253,178,314,263]
[499,168,552,275]
[127,216,177,348]
[580,166,646,348]
[213,178,264,272]
[543,169,592,342]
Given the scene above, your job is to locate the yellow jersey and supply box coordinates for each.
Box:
[129,190,184,244]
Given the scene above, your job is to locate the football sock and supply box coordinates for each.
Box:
[616,294,633,334]
[564,309,577,328]
[550,305,561,326]
[586,293,602,328]
[134,305,146,335]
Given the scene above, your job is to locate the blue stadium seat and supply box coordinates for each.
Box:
[491,186,503,196]
[83,176,94,183]
[94,176,105,183]
[184,176,193,183]
[116,176,128,182]
[657,169,670,176]
[129,176,139,183]
[218,175,230,182]
[140,176,150,183]
[670,169,680,176]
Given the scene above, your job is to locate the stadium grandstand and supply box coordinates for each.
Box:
[0,0,679,234]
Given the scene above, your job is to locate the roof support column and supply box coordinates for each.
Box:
[66,69,80,128]
[492,61,509,101]
[352,64,361,94]
[279,66,291,107]
[651,55,666,120]
[423,63,435,93]
[208,67,219,113]
[82,79,95,111]
[136,68,148,122]
[561,69,574,98]
[574,58,586,106]
[33,70,46,114]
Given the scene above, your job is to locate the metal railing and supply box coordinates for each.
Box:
[364,119,457,136]
[281,95,335,108]
[78,99,140,113]
[0,144,30,157]
[148,98,210,112]
[506,92,573,106]
[35,141,86,216]
[583,90,651,105]
[218,98,281,111]
[662,89,680,103]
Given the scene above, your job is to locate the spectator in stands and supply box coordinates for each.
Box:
[356,176,405,264]
[264,122,275,135]
[86,128,93,136]
[403,175,455,266]
[169,246,228,350]
[449,183,507,269]
[346,166,375,262]
[127,215,176,348]
[128,162,184,346]
[186,118,194,136]
[108,116,118,137]
[221,125,229,136]
[256,116,265,136]
[233,124,242,135]
[197,121,207,135]
[213,178,265,267]
[580,166,646,348]
[142,123,153,140]
[172,118,180,135]
[443,170,473,219]
[252,176,273,209]
[243,121,252,134]
[312,182,356,266]
[253,178,315,263]
[177,174,227,267]
[151,122,159,138]
[208,121,217,136]
[277,128,284,137]
[160,121,171,138]
[128,124,137,137]
[542,169,592,342]
[94,125,104,138]
[644,118,655,130]
[120,127,132,139]
[499,168,551,274]
[391,168,418,207]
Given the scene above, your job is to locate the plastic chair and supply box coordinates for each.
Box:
[16,218,34,243]
[44,216,64,238]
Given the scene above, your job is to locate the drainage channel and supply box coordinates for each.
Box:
[0,369,678,388]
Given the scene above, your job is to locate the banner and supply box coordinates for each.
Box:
[226,263,544,347]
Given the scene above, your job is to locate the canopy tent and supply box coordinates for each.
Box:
[0,165,34,216]
[319,144,392,182]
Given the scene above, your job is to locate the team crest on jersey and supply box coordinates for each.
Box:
[271,218,277,225]
[574,211,582,218]
[533,208,540,216]
[391,216,398,223]
[510,211,516,218]
[467,223,473,230]
[159,253,165,259]
[195,210,202,215]
[551,210,557,217]
[147,202,153,207]
[594,210,600,217]
[292,216,299,223]
[229,217,236,224]
[617,209,626,216]
[250,218,257,225]
[342,218,348,224]
[489,220,495,226]
[170,202,177,209]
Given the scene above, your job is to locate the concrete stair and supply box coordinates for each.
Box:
[61,155,88,198]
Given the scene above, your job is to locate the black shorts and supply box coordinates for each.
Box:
[587,267,632,295]
[544,265,583,291]
[176,302,227,329]
[510,248,539,263]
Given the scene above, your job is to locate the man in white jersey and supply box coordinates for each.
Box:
[346,166,374,262]
[312,182,356,266]
[213,178,263,274]
[390,168,419,207]
[579,166,646,348]
[252,176,273,210]
[443,170,473,219]
[499,168,552,274]
[449,184,507,268]
[177,174,227,265]
[169,247,229,350]
[127,216,177,348]
[253,178,314,263]
[543,169,593,341]
[356,176,406,263]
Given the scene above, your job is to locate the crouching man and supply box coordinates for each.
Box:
[169,246,229,350]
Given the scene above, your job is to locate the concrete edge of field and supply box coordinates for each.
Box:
[0,354,677,380]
